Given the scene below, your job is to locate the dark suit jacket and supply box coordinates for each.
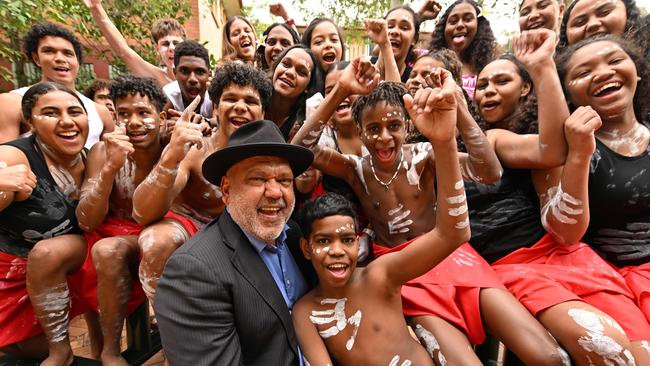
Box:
[155,211,315,366]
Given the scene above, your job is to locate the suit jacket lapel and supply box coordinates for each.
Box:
[218,212,300,357]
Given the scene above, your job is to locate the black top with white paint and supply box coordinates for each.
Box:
[0,136,81,257]
[584,139,650,267]
[467,167,546,263]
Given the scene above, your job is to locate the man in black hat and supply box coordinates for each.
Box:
[154,120,314,366]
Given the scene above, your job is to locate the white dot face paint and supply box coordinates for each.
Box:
[309,298,362,351]
[387,204,413,234]
[414,324,447,366]
[334,223,355,233]
[567,308,635,366]
[142,117,157,130]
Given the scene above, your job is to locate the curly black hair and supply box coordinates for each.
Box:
[208,61,273,112]
[109,75,168,113]
[23,23,83,65]
[84,79,110,100]
[558,0,646,51]
[351,81,409,129]
[472,54,539,135]
[22,82,86,121]
[385,5,421,67]
[256,23,301,71]
[296,193,358,239]
[173,40,210,69]
[428,0,498,74]
[555,35,650,120]
[270,44,323,125]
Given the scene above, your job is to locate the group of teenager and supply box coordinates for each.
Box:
[1,0,650,365]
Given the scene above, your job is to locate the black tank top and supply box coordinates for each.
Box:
[584,138,650,267]
[0,136,81,257]
[467,168,546,263]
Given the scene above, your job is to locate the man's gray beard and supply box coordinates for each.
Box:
[227,190,295,244]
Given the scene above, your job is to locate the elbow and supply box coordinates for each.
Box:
[480,167,503,185]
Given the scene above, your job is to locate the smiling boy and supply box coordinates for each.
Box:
[162,40,213,119]
[292,75,469,365]
[75,75,198,366]
[131,62,273,302]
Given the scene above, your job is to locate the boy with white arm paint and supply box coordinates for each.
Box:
[292,73,469,365]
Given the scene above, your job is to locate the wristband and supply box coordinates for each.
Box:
[285,18,295,26]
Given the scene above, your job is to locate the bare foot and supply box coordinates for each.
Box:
[39,349,73,366]
[100,353,129,366]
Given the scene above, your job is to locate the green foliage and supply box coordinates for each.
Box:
[293,0,392,31]
[0,0,191,90]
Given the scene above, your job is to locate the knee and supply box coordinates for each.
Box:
[91,239,129,273]
[138,225,186,260]
[524,347,570,366]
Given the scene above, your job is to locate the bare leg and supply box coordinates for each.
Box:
[409,315,482,366]
[480,287,567,365]
[630,341,650,365]
[83,312,102,359]
[538,301,637,366]
[92,235,139,366]
[26,234,87,366]
[138,219,189,304]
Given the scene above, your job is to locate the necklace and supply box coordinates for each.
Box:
[369,149,404,191]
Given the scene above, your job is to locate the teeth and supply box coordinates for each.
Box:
[594,82,621,96]
[328,264,347,269]
[59,131,77,137]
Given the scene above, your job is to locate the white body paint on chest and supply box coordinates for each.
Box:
[309,298,362,351]
[388,355,412,366]
[388,204,413,234]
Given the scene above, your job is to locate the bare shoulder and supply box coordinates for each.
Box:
[0,145,29,166]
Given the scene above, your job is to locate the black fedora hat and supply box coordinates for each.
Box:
[202,120,314,185]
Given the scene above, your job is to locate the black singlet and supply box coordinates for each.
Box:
[467,168,546,263]
[0,136,82,257]
[584,138,650,267]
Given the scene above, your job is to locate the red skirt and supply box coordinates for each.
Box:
[81,212,199,314]
[373,242,505,344]
[0,248,92,347]
[492,234,650,341]
[618,262,650,325]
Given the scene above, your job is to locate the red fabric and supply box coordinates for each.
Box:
[373,242,504,344]
[0,251,91,347]
[492,233,650,341]
[619,262,650,325]
[82,212,199,314]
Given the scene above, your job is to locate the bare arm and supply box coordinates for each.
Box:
[76,129,133,231]
[84,0,172,87]
[0,146,36,212]
[95,102,115,137]
[379,73,470,286]
[269,3,298,34]
[291,57,378,181]
[0,93,24,144]
[365,19,401,82]
[132,97,205,225]
[491,29,569,169]
[292,299,335,366]
[531,107,601,245]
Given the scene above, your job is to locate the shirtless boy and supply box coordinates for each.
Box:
[131,62,272,301]
[76,75,198,366]
[292,62,564,364]
[292,79,470,365]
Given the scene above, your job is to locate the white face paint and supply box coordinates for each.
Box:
[142,117,157,130]
[388,355,412,366]
[31,282,70,343]
[567,308,635,366]
[387,204,413,234]
[335,223,355,233]
[414,324,447,366]
[309,298,362,351]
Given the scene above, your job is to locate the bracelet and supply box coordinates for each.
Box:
[285,18,295,26]
[362,227,376,240]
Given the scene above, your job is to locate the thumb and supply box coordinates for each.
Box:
[402,94,417,122]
